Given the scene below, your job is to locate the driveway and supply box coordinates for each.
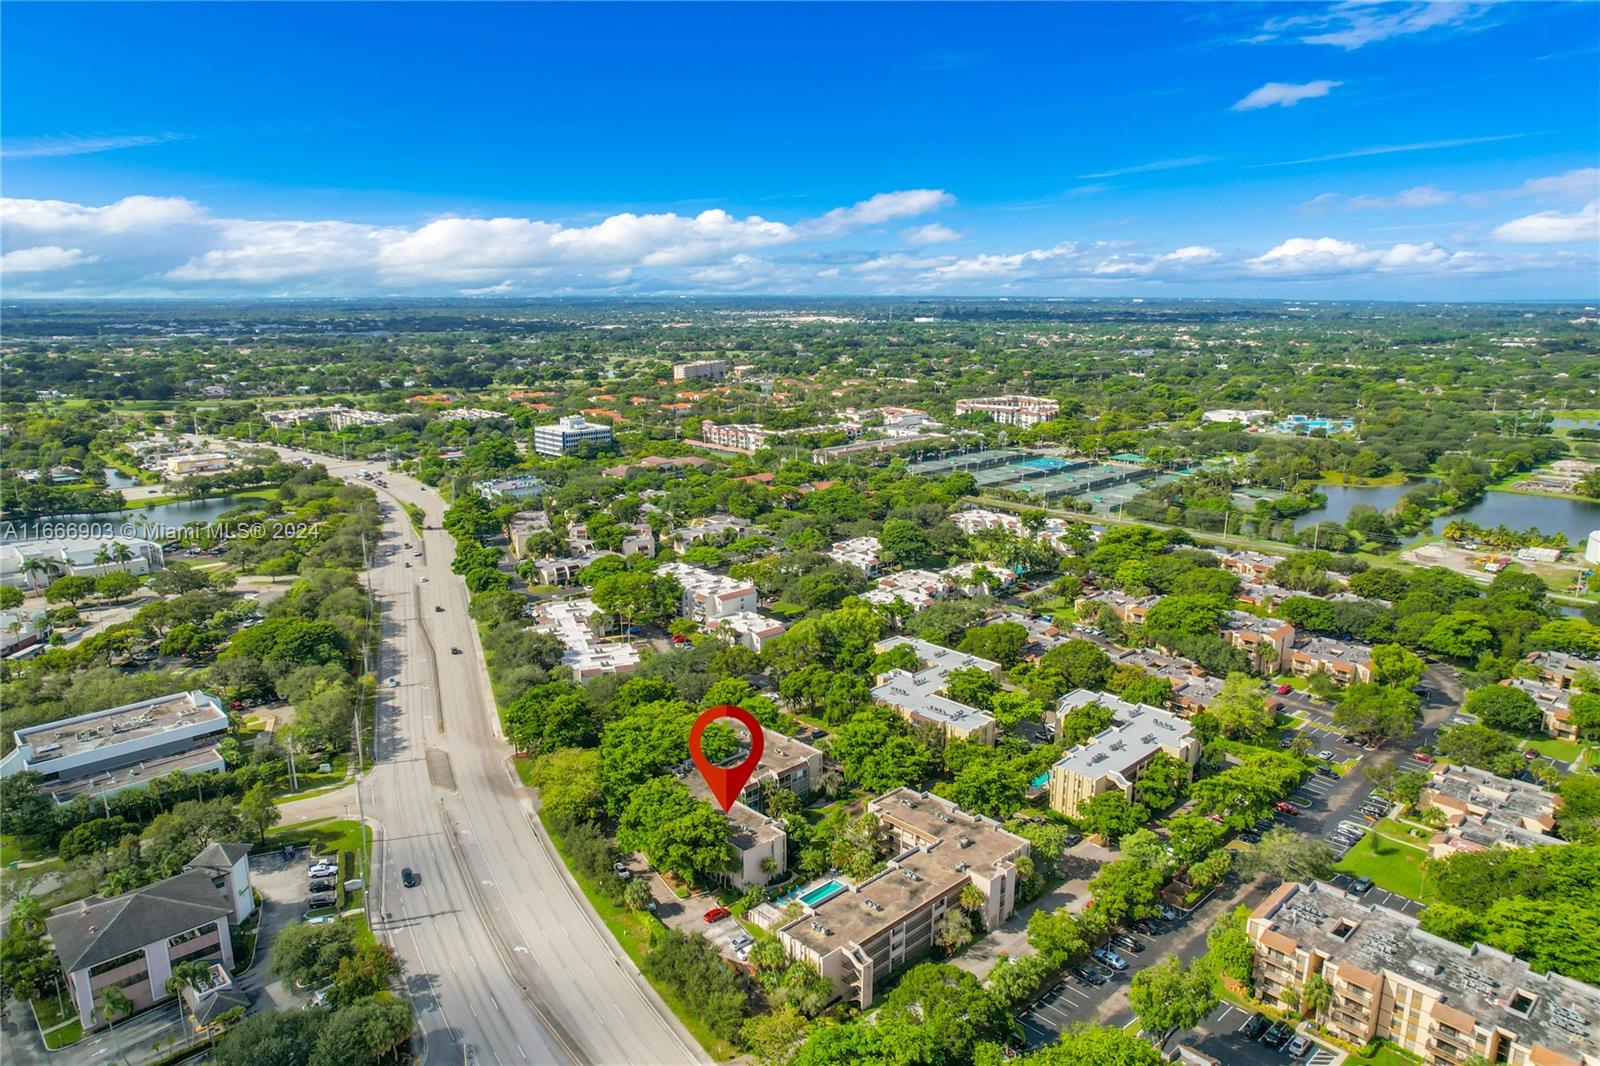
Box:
[955,840,1114,980]
[238,848,315,1011]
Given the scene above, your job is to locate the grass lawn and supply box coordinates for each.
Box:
[1374,818,1433,846]
[539,814,737,1061]
[1522,734,1591,764]
[41,1019,83,1050]
[1,833,47,865]
[31,992,74,1030]
[1349,1041,1423,1066]
[1334,832,1435,902]
[266,817,368,861]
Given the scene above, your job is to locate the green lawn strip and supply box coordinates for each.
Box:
[41,1019,84,1049]
[1333,831,1435,902]
[1349,1040,1424,1066]
[538,814,738,1061]
[2,833,48,865]
[1521,734,1588,763]
[31,992,75,1030]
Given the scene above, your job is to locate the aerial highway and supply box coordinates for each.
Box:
[279,446,705,1066]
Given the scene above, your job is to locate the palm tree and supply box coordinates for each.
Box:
[111,542,135,571]
[99,985,132,1060]
[20,557,51,592]
[93,543,113,571]
[10,893,45,934]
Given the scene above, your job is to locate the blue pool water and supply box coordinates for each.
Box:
[778,878,847,908]
[1031,772,1050,789]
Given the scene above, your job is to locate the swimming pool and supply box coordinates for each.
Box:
[1030,772,1050,789]
[778,878,847,908]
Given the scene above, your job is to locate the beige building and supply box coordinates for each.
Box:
[1420,764,1564,857]
[954,395,1060,427]
[1222,611,1297,670]
[1249,880,1598,1066]
[673,359,728,382]
[1046,690,1200,818]
[777,789,1028,1008]
[871,636,999,744]
[1285,635,1374,686]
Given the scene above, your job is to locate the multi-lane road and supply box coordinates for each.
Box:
[283,450,704,1066]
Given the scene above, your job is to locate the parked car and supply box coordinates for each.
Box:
[1314,766,1335,778]
[1350,876,1374,895]
[1276,684,1293,695]
[1285,1035,1311,1057]
[1154,903,1179,922]
[702,907,730,923]
[308,862,337,878]
[1240,1013,1269,1040]
[1131,918,1167,936]
[309,894,336,908]
[1411,751,1435,764]
[303,912,337,924]
[1262,1022,1293,1049]
[1274,802,1300,816]
[401,867,419,888]
[1111,932,1144,953]
[1071,965,1107,986]
[1062,833,1082,849]
[1316,749,1334,761]
[309,880,334,893]
[730,934,754,950]
[671,634,690,645]
[1092,947,1128,971]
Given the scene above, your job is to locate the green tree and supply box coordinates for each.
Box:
[1370,643,1426,689]
[45,574,98,605]
[616,777,733,885]
[1086,859,1164,923]
[1241,826,1336,882]
[1300,972,1332,1020]
[879,518,936,568]
[0,585,24,610]
[1019,1023,1164,1065]
[1128,955,1217,1049]
[933,909,974,955]
[742,1003,813,1066]
[1205,905,1255,983]
[957,622,1029,668]
[210,1009,327,1066]
[944,666,1000,711]
[1077,792,1146,845]
[240,782,281,842]
[829,708,935,792]
[1207,674,1275,741]
[93,570,142,602]
[1027,907,1090,964]
[1333,682,1421,744]
[1463,685,1542,734]
[308,995,414,1066]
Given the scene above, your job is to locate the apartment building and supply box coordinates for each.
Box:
[728,725,825,811]
[1501,678,1581,740]
[863,569,949,610]
[528,597,641,680]
[1285,635,1375,686]
[1046,690,1200,818]
[828,536,882,576]
[0,692,228,803]
[529,551,611,586]
[942,561,1016,597]
[954,395,1061,427]
[670,514,750,549]
[264,405,397,429]
[533,414,614,456]
[1076,589,1161,626]
[713,611,788,653]
[1249,880,1598,1066]
[1235,582,1297,609]
[47,843,254,1029]
[949,507,1024,537]
[699,419,863,454]
[602,455,710,479]
[1524,650,1600,691]
[656,562,759,623]
[1420,764,1564,857]
[778,788,1029,1008]
[673,359,728,382]
[1222,611,1297,670]
[1106,646,1221,713]
[436,407,507,424]
[1212,548,1286,580]
[1201,408,1274,425]
[565,521,654,559]
[871,636,999,744]
[679,725,821,889]
[508,511,552,556]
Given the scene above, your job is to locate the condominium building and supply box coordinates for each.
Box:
[47,843,254,1029]
[1200,408,1273,425]
[1249,880,1598,1066]
[777,788,1029,1008]
[670,514,750,549]
[698,420,864,455]
[602,455,710,479]
[954,395,1061,428]
[1222,611,1297,669]
[949,507,1025,537]
[533,415,614,456]
[1501,678,1580,740]
[1212,548,1287,580]
[656,562,759,623]
[1046,690,1200,817]
[941,561,1016,597]
[530,551,612,586]
[528,597,641,680]
[1420,764,1564,857]
[0,692,228,803]
[567,521,655,559]
[863,569,949,610]
[1523,650,1600,691]
[264,405,398,430]
[1076,589,1161,626]
[713,611,788,653]
[680,725,820,890]
[435,407,508,423]
[508,511,553,557]
[829,536,882,576]
[471,474,546,500]
[673,359,728,382]
[1106,646,1221,713]
[1285,635,1375,686]
[870,636,999,744]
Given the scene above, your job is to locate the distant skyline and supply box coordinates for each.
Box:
[2,2,1596,299]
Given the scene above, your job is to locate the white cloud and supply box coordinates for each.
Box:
[0,246,98,273]
[1305,185,1455,212]
[798,189,954,237]
[3,194,208,234]
[1490,201,1599,243]
[1252,2,1493,50]
[459,280,516,296]
[1256,133,1527,168]
[1513,168,1599,202]
[902,223,962,246]
[1247,236,1481,275]
[1232,80,1343,111]
[1093,246,1224,276]
[1,132,186,159]
[1078,156,1217,179]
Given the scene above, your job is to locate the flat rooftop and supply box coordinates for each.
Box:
[1255,881,1598,1060]
[1292,634,1374,665]
[16,691,225,762]
[1052,689,1194,780]
[45,745,226,801]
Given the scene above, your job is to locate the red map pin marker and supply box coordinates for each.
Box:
[688,704,764,813]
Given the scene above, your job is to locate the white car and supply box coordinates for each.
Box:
[308,863,337,878]
[1316,749,1335,761]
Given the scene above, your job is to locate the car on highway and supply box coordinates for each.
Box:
[1261,1022,1293,1049]
[1111,932,1144,953]
[702,906,730,923]
[450,646,462,655]
[1239,1013,1269,1041]
[435,605,444,612]
[401,867,419,888]
[1092,947,1128,971]
[1285,1035,1311,1057]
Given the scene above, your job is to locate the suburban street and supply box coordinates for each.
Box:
[279,448,705,1066]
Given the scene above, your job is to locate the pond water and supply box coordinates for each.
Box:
[4,494,257,543]
[1552,417,1600,430]
[1294,481,1600,545]
[102,469,142,489]
[1293,481,1429,529]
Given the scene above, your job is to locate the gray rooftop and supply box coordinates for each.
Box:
[15,691,225,761]
[1052,689,1195,781]
[47,869,233,973]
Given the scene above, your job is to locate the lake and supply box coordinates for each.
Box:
[1294,481,1427,530]
[1295,481,1600,546]
[1553,417,1600,430]
[3,495,256,543]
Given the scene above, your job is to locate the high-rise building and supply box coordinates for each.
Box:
[533,415,613,456]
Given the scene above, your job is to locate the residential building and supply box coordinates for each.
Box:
[698,420,863,455]
[1524,650,1600,691]
[1221,611,1297,669]
[1586,529,1600,566]
[954,395,1061,427]
[471,474,545,500]
[949,508,1024,537]
[1248,880,1599,1066]
[1213,548,1286,580]
[151,451,237,479]
[1046,690,1200,818]
[673,359,728,382]
[0,691,228,803]
[1420,764,1564,856]
[656,562,759,623]
[602,456,710,479]
[1285,635,1375,686]
[863,569,949,610]
[1075,589,1161,626]
[264,405,397,429]
[0,608,49,655]
[1106,646,1220,713]
[436,407,507,423]
[1235,581,1296,609]
[670,514,750,549]
[842,406,944,437]
[533,415,613,456]
[829,536,882,576]
[1201,408,1273,425]
[529,597,641,680]
[46,843,254,1029]
[870,636,999,744]
[713,611,788,653]
[942,561,1016,597]
[531,552,612,586]
[508,511,553,557]
[1502,678,1580,740]
[777,788,1029,1008]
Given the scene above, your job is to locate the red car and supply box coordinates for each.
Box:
[1276,684,1293,695]
[702,907,730,923]
[1274,802,1300,816]
[1411,752,1435,764]
[672,635,690,645]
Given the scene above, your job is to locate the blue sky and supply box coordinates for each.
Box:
[2,2,1596,298]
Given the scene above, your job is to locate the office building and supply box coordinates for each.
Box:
[871,636,999,744]
[673,359,728,383]
[777,788,1028,1008]
[1046,690,1200,818]
[1249,880,1598,1066]
[0,691,228,803]
[3,536,166,589]
[533,415,613,456]
[47,843,254,1029]
[954,395,1061,427]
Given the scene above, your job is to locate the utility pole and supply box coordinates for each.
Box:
[356,777,370,925]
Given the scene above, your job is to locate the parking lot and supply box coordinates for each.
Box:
[1177,1001,1337,1066]
[1324,873,1424,917]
